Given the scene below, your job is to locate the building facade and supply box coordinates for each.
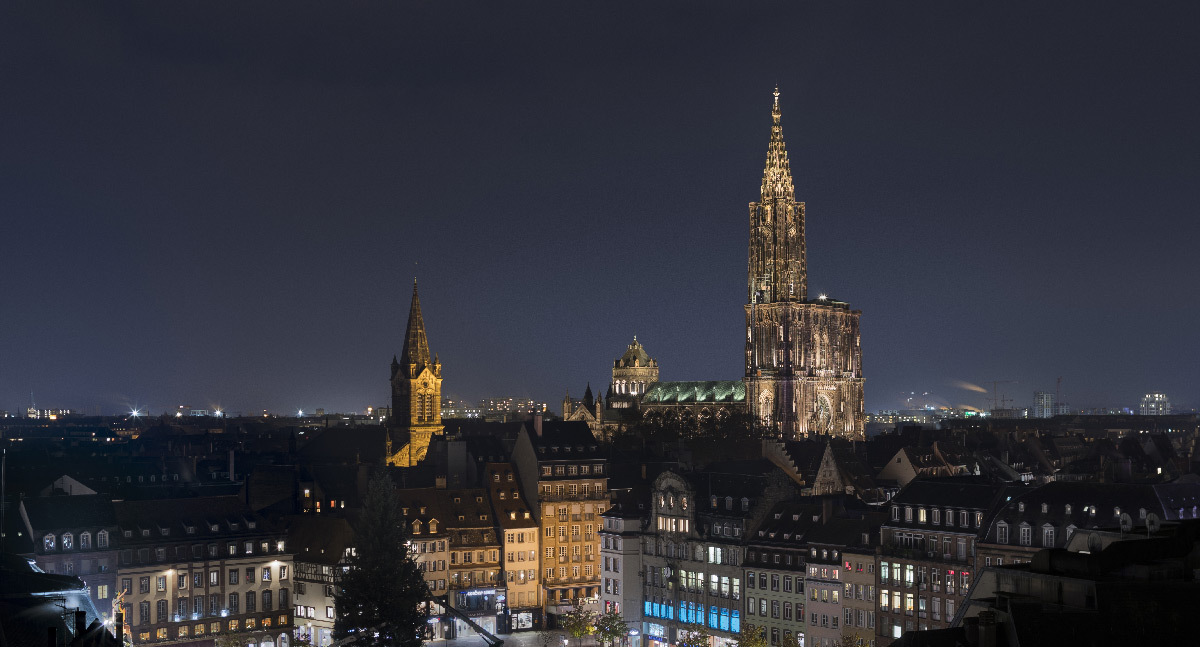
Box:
[389,281,443,467]
[287,515,354,647]
[875,480,1002,645]
[112,496,293,647]
[742,89,864,441]
[511,421,609,616]
[19,494,120,621]
[484,462,543,632]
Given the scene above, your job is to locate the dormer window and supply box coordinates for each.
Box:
[419,507,427,515]
[413,520,422,535]
[44,534,56,551]
[186,525,196,534]
[1113,506,1121,518]
[247,521,256,529]
[141,529,150,537]
[1065,504,1072,515]
[80,532,91,550]
[210,524,218,532]
[1041,503,1048,514]
[62,533,73,550]
[725,497,733,510]
[1018,502,1025,513]
[429,520,438,532]
[97,531,109,548]
[161,528,169,536]
[741,497,750,511]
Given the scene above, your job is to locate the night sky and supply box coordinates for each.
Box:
[2,3,1197,416]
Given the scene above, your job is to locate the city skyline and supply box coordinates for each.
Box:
[2,3,1197,415]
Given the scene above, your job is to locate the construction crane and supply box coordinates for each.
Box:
[989,380,1016,411]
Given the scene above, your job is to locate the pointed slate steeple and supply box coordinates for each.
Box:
[400,280,432,377]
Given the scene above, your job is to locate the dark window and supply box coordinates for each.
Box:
[193,596,204,617]
[279,588,289,608]
[156,600,167,623]
[228,593,239,614]
[139,577,150,594]
[263,590,273,611]
[246,591,256,613]
[139,602,150,625]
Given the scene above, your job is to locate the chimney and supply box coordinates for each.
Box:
[534,412,543,436]
[977,610,997,647]
[74,610,86,642]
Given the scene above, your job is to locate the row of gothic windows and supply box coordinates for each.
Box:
[417,392,436,422]
[44,530,109,552]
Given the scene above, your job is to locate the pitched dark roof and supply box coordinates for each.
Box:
[399,280,433,372]
[890,477,1005,511]
[284,514,354,566]
[20,494,116,532]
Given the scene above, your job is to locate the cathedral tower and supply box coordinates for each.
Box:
[388,280,443,466]
[744,88,865,440]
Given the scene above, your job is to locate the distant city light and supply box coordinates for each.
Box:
[130,409,140,417]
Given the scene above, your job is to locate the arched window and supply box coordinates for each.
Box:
[62,533,74,550]
[97,530,109,548]
[80,532,92,550]
[412,520,422,535]
[44,534,55,551]
[429,519,438,533]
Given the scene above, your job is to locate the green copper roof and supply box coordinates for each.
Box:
[642,380,745,404]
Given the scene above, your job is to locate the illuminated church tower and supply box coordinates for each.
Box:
[388,280,443,466]
[744,88,865,440]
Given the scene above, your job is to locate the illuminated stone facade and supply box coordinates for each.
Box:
[744,89,865,440]
[389,281,443,466]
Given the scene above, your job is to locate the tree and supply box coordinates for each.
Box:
[593,609,627,647]
[334,469,430,647]
[678,625,712,647]
[732,624,767,647]
[561,598,597,647]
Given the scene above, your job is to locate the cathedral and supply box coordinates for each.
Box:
[743,88,865,440]
[387,280,444,466]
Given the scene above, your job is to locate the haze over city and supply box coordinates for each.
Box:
[2,2,1197,416]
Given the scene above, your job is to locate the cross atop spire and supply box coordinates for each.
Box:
[761,86,794,202]
[400,280,432,375]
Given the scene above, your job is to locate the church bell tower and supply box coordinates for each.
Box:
[388,280,443,466]
[743,88,865,440]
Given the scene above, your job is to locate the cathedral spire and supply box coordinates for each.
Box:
[400,280,432,375]
[761,86,795,202]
